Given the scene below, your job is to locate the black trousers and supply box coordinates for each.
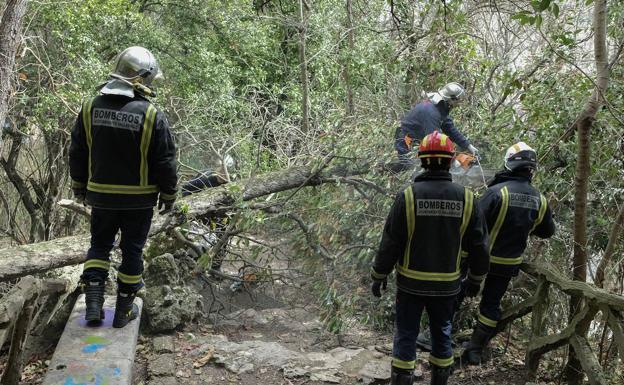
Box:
[477,274,512,330]
[393,291,456,370]
[81,208,153,293]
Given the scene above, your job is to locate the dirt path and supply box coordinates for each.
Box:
[133,306,537,385]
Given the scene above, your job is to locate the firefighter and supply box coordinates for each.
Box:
[460,142,555,365]
[371,131,489,385]
[180,155,235,197]
[394,82,479,162]
[180,155,235,272]
[69,46,178,328]
[181,170,226,196]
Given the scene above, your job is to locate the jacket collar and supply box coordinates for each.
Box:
[435,100,450,115]
[488,169,532,187]
[414,169,453,182]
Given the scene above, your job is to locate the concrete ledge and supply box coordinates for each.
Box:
[43,294,142,385]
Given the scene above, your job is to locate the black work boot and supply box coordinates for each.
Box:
[430,365,451,385]
[460,323,492,365]
[390,366,414,385]
[112,291,139,328]
[83,280,105,323]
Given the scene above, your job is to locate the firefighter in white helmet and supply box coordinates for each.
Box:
[394,82,478,160]
[459,142,555,365]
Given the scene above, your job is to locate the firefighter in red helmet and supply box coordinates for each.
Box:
[371,131,489,385]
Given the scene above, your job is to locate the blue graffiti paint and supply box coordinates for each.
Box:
[81,344,106,353]
[61,365,121,385]
[63,377,86,385]
[81,335,110,353]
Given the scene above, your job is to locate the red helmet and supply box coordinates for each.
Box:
[418,131,456,165]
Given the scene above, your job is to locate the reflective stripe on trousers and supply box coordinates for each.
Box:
[392,291,455,369]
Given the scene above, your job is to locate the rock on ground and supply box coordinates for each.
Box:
[142,253,203,333]
[153,335,175,354]
[189,333,391,382]
[148,354,176,377]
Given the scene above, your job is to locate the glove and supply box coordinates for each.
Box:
[463,279,482,298]
[371,278,387,298]
[158,196,176,214]
[73,189,86,205]
[467,144,479,156]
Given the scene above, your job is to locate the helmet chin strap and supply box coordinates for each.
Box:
[108,74,157,97]
[133,83,157,97]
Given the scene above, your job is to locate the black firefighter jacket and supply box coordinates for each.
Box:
[479,171,555,277]
[372,170,490,296]
[69,94,178,209]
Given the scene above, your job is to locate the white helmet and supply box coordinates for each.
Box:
[427,82,465,106]
[504,142,537,171]
[222,154,236,171]
[101,46,163,98]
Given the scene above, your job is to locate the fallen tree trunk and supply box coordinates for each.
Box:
[0,159,370,282]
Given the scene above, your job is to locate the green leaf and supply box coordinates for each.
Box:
[512,12,534,26]
[535,14,543,29]
[538,0,551,11]
[511,13,525,22]
[552,2,560,18]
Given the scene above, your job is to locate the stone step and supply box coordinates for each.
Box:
[43,294,142,385]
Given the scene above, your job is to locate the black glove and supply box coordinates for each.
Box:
[463,279,482,298]
[371,279,387,297]
[158,196,175,214]
[73,188,86,205]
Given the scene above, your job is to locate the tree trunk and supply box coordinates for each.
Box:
[0,160,371,282]
[0,0,33,243]
[566,0,609,383]
[594,205,624,289]
[298,0,310,133]
[342,0,355,116]
[0,134,44,243]
[0,0,28,149]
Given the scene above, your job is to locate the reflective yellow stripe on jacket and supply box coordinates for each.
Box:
[490,255,523,265]
[83,98,94,180]
[397,187,473,282]
[489,188,545,266]
[83,100,158,194]
[87,182,158,194]
[489,186,509,254]
[489,186,512,264]
[457,188,473,270]
[530,194,548,233]
[140,105,157,186]
[402,186,415,269]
